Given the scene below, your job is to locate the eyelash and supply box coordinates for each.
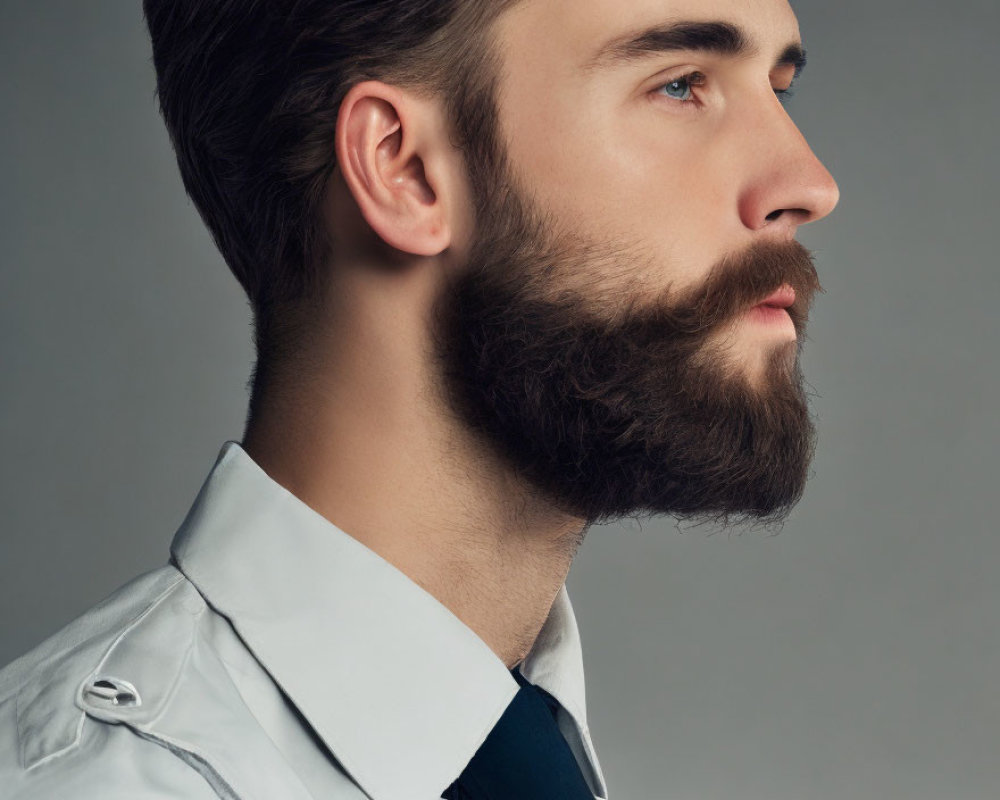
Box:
[654,71,796,109]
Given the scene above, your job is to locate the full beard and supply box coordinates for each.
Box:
[431,180,822,530]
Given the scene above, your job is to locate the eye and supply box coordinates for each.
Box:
[775,84,796,105]
[654,72,798,108]
[655,71,705,103]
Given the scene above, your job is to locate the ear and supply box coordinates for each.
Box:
[335,81,453,257]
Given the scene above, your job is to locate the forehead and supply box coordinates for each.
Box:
[495,0,801,73]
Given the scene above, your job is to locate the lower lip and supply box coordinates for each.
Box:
[747,304,795,330]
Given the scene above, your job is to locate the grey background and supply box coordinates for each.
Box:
[1,1,998,798]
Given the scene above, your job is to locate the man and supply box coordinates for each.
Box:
[0,0,838,797]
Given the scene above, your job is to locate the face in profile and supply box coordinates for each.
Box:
[431,0,839,528]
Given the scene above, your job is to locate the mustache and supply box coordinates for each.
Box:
[650,238,823,336]
[458,198,822,344]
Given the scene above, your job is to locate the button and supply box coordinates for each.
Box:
[82,677,141,708]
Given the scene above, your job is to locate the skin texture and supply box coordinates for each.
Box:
[243,0,839,668]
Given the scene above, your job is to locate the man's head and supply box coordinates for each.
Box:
[145,0,839,529]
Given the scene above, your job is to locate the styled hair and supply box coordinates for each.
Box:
[142,0,515,417]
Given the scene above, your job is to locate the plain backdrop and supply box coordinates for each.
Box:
[2,2,999,799]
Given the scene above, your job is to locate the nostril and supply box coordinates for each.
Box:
[766,207,813,227]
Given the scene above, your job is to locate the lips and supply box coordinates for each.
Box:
[755,285,796,309]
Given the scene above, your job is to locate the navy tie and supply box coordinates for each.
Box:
[441,667,594,799]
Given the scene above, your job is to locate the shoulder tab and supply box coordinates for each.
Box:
[5,567,194,770]
[74,576,206,728]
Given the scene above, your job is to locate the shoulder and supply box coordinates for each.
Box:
[0,566,220,798]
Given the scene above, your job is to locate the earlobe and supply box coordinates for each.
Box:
[335,81,450,257]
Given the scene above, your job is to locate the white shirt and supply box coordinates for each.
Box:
[0,441,608,799]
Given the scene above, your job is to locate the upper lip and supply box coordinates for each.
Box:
[756,285,796,309]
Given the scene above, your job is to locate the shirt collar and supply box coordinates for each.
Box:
[171,441,606,800]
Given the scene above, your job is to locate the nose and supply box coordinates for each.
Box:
[737,97,840,236]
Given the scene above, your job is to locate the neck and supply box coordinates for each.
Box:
[242,266,587,668]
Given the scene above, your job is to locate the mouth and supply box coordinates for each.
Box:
[746,285,797,332]
[754,285,796,310]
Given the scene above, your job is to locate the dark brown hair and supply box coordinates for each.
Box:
[142,0,515,416]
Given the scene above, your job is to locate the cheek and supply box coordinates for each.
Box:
[503,92,743,292]
[532,105,732,223]
[617,114,737,216]
[596,122,747,281]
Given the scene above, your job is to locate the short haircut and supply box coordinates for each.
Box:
[142,0,516,418]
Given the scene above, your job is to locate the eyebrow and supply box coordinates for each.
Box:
[584,20,808,79]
